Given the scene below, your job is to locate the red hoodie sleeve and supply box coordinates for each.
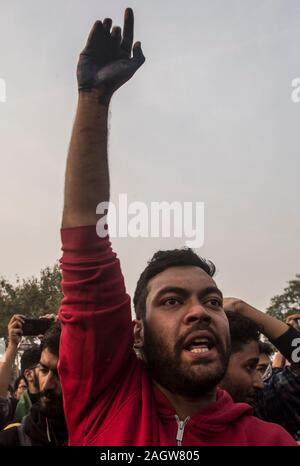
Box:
[58,225,133,445]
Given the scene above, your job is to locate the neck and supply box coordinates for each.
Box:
[155,382,217,420]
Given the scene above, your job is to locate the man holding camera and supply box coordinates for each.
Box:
[0,321,67,446]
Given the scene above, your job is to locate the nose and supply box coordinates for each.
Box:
[253,370,264,391]
[43,372,57,392]
[183,300,211,326]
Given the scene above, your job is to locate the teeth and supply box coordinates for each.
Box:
[190,347,209,353]
[192,338,209,346]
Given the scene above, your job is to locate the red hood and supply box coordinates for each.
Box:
[154,385,253,436]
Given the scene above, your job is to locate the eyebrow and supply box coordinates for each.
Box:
[38,362,48,369]
[153,286,223,302]
[244,358,259,366]
[38,361,58,375]
[256,364,268,371]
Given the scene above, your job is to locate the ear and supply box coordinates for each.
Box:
[133,319,144,348]
[23,368,32,383]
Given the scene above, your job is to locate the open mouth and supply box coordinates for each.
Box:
[182,332,216,356]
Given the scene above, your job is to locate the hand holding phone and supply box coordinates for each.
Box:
[22,317,54,336]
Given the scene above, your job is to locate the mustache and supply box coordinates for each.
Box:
[40,389,61,401]
[175,324,220,353]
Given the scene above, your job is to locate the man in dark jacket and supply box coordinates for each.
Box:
[13,345,41,423]
[0,322,68,446]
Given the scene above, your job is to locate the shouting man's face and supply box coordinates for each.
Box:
[137,266,230,398]
[37,348,63,418]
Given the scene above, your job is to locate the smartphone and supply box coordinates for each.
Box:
[22,318,53,336]
[297,318,300,327]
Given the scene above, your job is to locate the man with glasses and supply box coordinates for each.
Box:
[14,346,41,422]
[257,341,273,381]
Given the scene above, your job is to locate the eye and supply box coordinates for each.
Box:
[161,297,182,307]
[257,366,266,375]
[38,365,48,374]
[205,298,222,308]
[246,363,257,374]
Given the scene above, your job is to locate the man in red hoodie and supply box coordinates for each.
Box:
[58,8,296,446]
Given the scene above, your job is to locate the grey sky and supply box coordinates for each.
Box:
[0,0,299,312]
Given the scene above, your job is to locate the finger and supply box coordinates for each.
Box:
[14,315,26,322]
[15,316,25,325]
[10,314,25,322]
[103,18,112,33]
[84,20,105,51]
[111,26,122,55]
[121,8,134,56]
[132,41,145,67]
[39,314,55,320]
[10,317,25,328]
[11,320,23,329]
[111,25,122,40]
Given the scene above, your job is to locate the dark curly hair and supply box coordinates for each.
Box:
[258,340,274,356]
[133,248,216,319]
[13,375,27,393]
[20,345,41,375]
[226,310,260,354]
[40,321,61,357]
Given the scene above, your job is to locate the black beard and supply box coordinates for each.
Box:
[142,320,230,398]
[38,390,64,419]
[32,371,40,392]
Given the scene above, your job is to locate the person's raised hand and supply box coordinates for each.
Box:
[286,313,300,330]
[77,8,145,103]
[7,314,25,347]
[223,297,244,313]
[39,313,58,322]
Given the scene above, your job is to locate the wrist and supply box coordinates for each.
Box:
[233,300,247,315]
[7,336,18,348]
[78,87,111,107]
[6,341,18,356]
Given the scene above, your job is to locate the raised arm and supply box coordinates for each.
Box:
[62,8,145,228]
[223,298,289,339]
[59,9,145,446]
[223,298,300,362]
[0,315,24,397]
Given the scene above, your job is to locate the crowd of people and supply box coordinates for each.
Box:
[0,8,299,446]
